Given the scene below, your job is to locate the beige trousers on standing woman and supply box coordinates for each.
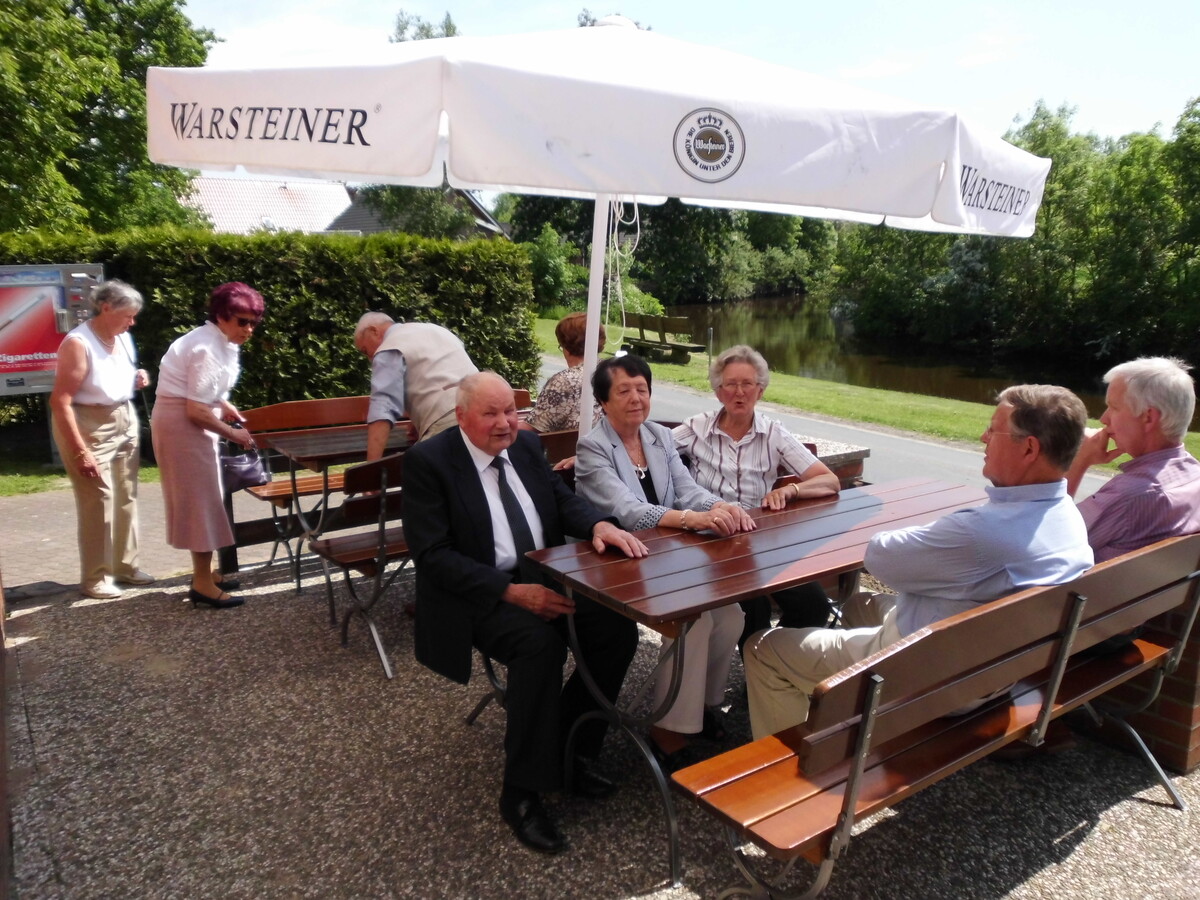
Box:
[52,400,141,592]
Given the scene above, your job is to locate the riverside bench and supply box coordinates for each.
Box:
[672,533,1200,898]
[623,313,705,363]
[308,452,409,679]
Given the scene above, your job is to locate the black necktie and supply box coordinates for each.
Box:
[491,456,538,582]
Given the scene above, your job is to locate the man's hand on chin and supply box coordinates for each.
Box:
[1079,426,1123,466]
[591,521,649,558]
[503,582,575,621]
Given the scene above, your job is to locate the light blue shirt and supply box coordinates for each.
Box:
[864,479,1094,637]
[366,349,407,424]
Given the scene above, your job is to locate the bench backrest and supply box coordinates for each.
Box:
[624,312,651,341]
[339,453,405,527]
[242,396,370,435]
[539,429,578,465]
[661,315,693,341]
[622,313,695,344]
[797,533,1200,774]
[243,391,527,440]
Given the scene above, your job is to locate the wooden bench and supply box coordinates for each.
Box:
[671,533,1200,898]
[308,453,409,679]
[242,395,371,508]
[227,397,371,580]
[537,428,579,490]
[622,313,706,363]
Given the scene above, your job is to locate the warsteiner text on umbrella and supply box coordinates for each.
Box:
[168,102,372,145]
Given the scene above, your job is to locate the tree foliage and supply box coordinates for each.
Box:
[358,184,477,239]
[0,0,214,233]
[830,99,1200,369]
[363,8,474,239]
[391,8,459,41]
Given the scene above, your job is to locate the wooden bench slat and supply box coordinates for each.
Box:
[247,473,346,505]
[241,396,370,434]
[310,525,408,571]
[684,639,1173,860]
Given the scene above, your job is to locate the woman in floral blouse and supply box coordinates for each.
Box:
[522,312,605,433]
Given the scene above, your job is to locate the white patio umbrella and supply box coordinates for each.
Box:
[147,17,1051,429]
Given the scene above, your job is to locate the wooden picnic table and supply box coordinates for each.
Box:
[527,476,989,884]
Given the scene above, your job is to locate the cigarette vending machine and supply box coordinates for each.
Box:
[0,264,104,397]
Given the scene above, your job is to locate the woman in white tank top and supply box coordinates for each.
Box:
[49,279,154,599]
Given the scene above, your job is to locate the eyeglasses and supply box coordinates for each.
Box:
[720,381,760,393]
[235,316,262,328]
[983,426,1025,439]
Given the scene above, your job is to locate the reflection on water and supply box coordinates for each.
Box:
[671,297,1112,419]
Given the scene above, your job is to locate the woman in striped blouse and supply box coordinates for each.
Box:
[673,345,841,652]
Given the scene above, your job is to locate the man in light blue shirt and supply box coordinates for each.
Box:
[744,384,1095,739]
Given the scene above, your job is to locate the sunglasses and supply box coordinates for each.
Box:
[235,316,262,328]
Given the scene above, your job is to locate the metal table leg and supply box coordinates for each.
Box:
[564,603,694,887]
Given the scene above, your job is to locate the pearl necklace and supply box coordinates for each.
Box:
[89,321,115,353]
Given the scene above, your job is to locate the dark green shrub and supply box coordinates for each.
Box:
[0,228,539,412]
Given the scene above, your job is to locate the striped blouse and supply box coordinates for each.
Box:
[673,409,818,509]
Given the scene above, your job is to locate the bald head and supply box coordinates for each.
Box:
[354,312,394,358]
[456,372,519,455]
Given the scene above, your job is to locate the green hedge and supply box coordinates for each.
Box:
[0,228,539,411]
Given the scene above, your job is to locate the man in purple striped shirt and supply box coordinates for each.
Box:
[1066,357,1200,562]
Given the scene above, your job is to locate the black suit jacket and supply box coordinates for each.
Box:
[402,427,610,684]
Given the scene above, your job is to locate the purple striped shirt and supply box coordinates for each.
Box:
[1077,445,1200,562]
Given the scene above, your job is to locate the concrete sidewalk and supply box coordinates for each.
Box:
[0,480,275,600]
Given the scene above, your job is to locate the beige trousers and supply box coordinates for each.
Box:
[653,604,744,733]
[53,401,141,591]
[744,592,902,740]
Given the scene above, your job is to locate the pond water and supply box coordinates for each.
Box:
[668,297,1115,420]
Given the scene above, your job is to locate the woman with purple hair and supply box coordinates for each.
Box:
[152,282,265,609]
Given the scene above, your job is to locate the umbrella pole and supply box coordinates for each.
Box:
[578,194,612,437]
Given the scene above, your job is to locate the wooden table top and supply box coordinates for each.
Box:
[261,424,412,472]
[529,478,988,627]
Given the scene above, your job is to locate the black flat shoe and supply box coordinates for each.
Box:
[215,578,241,591]
[188,588,244,609]
[700,707,728,742]
[570,758,618,800]
[647,736,692,774]
[499,794,568,854]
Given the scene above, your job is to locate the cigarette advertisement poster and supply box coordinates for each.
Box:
[0,283,64,376]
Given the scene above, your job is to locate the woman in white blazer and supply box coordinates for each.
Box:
[575,354,755,769]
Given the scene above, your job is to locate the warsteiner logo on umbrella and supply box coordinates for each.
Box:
[673,108,745,183]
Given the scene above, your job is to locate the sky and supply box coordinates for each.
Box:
[179,0,1199,143]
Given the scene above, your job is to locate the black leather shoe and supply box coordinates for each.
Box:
[571,758,618,800]
[699,707,728,742]
[499,794,568,854]
[188,588,245,609]
[647,736,695,774]
[215,578,241,591]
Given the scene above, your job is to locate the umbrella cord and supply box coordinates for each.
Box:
[608,198,641,348]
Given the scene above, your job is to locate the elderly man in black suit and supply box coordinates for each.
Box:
[403,371,648,855]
